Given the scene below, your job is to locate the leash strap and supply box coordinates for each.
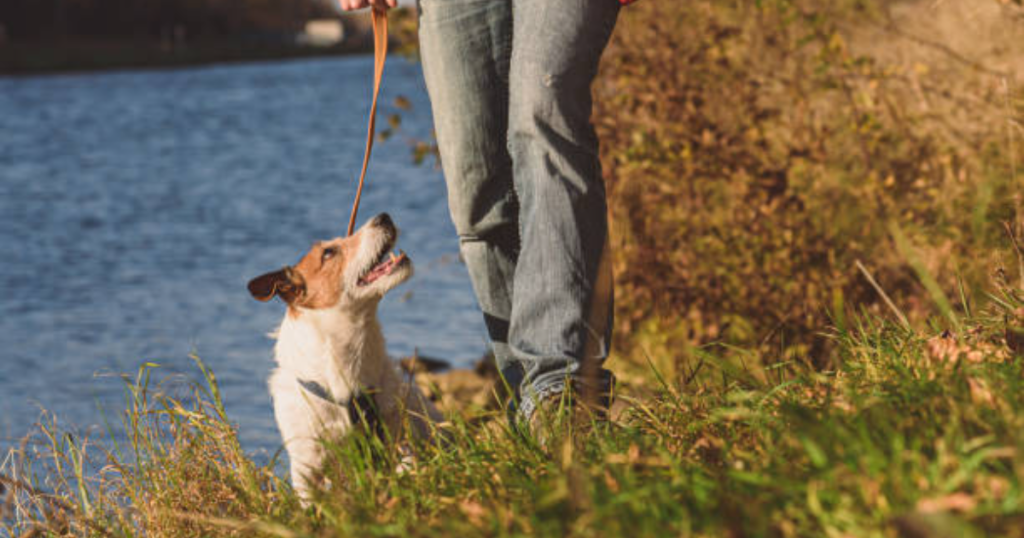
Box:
[347,7,389,237]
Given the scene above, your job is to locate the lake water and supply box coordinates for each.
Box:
[0,57,488,456]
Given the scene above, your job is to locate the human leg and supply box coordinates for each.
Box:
[418,0,519,367]
[505,0,620,423]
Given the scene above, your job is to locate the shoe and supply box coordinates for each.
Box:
[526,390,608,452]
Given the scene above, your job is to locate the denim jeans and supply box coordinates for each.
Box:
[418,0,619,424]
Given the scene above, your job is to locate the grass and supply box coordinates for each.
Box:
[2,0,1023,536]
[2,284,1023,536]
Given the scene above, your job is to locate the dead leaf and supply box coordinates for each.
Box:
[459,499,487,527]
[968,377,995,407]
[915,492,977,514]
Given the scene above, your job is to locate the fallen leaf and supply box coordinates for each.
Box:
[916,492,977,514]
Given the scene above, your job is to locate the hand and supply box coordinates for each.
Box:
[338,0,397,11]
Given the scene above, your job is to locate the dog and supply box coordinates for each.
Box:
[248,213,441,499]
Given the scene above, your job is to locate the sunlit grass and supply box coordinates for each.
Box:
[2,0,1022,536]
[2,286,1023,537]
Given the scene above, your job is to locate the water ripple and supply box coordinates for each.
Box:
[0,57,487,455]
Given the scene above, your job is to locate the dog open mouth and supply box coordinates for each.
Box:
[358,248,408,286]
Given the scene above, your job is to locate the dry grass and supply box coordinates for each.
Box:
[3,1,1024,536]
[2,294,1024,536]
[596,0,1022,376]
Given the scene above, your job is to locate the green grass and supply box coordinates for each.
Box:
[3,286,1023,537]
[2,1,1021,535]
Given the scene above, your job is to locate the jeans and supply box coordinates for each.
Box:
[418,0,619,424]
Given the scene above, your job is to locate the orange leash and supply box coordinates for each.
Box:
[347,7,389,237]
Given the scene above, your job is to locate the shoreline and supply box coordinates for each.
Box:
[0,39,376,77]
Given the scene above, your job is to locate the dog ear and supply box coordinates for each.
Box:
[248,267,305,303]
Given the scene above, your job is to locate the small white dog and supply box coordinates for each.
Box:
[248,213,441,499]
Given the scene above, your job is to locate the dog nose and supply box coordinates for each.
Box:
[373,213,393,228]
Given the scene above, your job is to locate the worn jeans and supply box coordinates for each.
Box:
[418,0,619,424]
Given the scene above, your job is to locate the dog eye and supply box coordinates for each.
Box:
[322,247,337,262]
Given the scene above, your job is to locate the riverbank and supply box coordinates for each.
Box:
[0,38,372,77]
[1,0,1020,534]
[0,6,423,77]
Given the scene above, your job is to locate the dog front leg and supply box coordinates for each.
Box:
[286,437,326,503]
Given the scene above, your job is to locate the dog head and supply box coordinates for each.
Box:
[248,213,412,312]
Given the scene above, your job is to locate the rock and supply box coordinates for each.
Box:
[416,369,502,414]
[399,354,451,374]
[473,352,500,379]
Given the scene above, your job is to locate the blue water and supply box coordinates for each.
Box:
[0,57,487,456]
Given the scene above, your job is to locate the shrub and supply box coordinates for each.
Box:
[595,0,1021,371]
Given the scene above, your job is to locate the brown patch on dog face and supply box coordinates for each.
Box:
[248,233,363,312]
[286,233,362,310]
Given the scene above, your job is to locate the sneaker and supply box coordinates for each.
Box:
[526,390,609,452]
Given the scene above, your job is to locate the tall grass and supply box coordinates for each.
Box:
[3,294,1024,536]
[3,1,1023,536]
[1,357,293,537]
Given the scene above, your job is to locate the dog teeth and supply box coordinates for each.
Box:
[389,252,397,262]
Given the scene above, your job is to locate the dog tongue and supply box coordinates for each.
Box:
[362,252,405,285]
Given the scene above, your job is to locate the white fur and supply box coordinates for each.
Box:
[264,220,441,500]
